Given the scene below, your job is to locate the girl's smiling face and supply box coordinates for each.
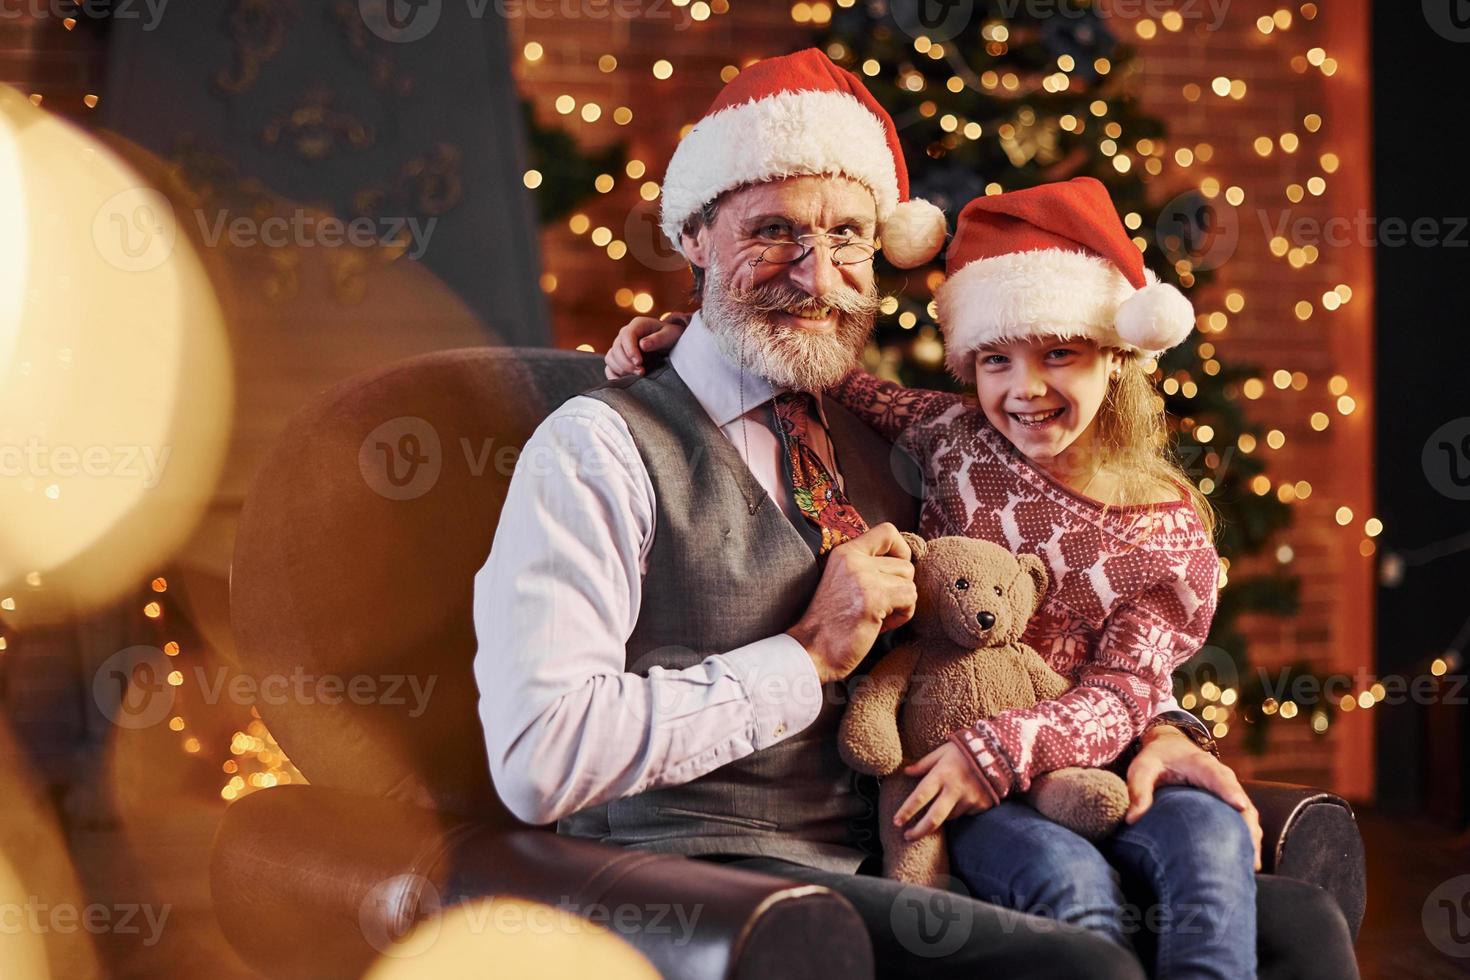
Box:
[971,336,1120,478]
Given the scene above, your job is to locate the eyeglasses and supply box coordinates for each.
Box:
[747,231,878,269]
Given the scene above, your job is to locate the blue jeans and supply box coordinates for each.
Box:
[947,786,1257,980]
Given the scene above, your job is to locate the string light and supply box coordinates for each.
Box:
[221,710,304,801]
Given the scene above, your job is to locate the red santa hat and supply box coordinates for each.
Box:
[659,48,948,270]
[936,177,1196,381]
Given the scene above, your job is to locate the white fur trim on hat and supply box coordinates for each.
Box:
[659,89,899,255]
[936,248,1195,382]
[880,198,947,269]
[1116,275,1196,353]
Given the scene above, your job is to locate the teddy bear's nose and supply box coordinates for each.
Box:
[976,611,996,630]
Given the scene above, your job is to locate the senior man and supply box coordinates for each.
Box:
[473,48,1353,979]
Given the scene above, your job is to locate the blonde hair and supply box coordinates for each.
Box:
[1093,353,1218,538]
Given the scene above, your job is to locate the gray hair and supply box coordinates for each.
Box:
[679,196,722,302]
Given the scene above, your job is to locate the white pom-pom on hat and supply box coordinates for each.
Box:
[1115,269,1196,355]
[879,198,947,269]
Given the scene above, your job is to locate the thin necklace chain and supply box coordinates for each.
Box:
[1079,463,1102,497]
[739,330,751,464]
[1075,451,1108,499]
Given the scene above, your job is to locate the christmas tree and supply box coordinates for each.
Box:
[522,97,626,224]
[815,0,1312,751]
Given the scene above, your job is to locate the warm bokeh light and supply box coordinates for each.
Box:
[0,847,50,979]
[360,897,660,980]
[0,87,232,627]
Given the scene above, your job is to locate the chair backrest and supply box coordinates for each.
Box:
[230,347,606,822]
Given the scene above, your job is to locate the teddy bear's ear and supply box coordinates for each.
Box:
[900,532,928,562]
[1018,553,1050,606]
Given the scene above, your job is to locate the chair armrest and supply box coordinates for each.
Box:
[210,785,873,980]
[1243,779,1365,939]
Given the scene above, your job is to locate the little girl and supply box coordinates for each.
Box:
[605,177,1258,978]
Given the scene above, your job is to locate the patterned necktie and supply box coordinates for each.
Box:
[771,392,869,555]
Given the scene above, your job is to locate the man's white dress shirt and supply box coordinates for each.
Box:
[473,313,836,825]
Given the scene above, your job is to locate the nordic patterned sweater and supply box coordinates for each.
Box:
[829,368,1220,801]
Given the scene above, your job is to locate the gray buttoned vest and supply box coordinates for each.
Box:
[556,361,921,874]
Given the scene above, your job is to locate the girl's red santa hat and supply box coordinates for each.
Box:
[936,177,1197,381]
[659,48,948,270]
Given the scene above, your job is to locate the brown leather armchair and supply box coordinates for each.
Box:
[212,347,1365,979]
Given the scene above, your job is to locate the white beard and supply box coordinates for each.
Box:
[700,256,879,393]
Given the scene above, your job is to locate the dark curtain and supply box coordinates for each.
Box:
[99,0,549,346]
[1372,0,1470,825]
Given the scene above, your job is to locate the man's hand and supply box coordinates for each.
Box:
[604,312,692,380]
[1126,726,1264,871]
[786,523,917,684]
[893,741,995,840]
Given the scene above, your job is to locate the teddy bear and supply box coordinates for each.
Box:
[838,533,1131,887]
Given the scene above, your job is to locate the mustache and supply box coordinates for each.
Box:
[722,279,881,319]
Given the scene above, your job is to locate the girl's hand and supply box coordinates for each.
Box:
[604,312,693,380]
[1126,726,1264,870]
[892,741,996,840]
